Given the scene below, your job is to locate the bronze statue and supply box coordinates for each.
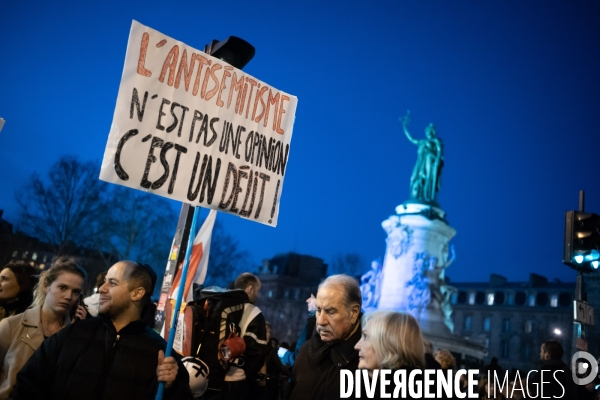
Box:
[401,111,444,204]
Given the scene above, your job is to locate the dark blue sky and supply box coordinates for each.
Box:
[1,0,599,283]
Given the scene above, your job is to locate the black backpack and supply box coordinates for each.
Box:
[181,287,249,392]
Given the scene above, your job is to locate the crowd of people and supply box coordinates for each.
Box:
[0,258,190,399]
[0,258,597,400]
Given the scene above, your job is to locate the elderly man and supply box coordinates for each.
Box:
[11,261,192,400]
[289,274,362,400]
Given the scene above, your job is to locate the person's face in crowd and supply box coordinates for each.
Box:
[355,321,379,373]
[539,344,549,361]
[44,272,84,315]
[306,294,317,313]
[98,262,134,318]
[315,284,359,343]
[0,268,21,302]
[245,281,261,304]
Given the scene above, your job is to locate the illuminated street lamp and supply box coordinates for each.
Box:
[553,328,562,336]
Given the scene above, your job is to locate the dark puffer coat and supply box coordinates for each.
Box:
[10,316,192,400]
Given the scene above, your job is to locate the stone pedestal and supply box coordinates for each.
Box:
[359,201,488,361]
[378,202,456,335]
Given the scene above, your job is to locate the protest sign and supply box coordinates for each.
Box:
[100,20,297,226]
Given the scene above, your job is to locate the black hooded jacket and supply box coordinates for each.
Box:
[10,316,192,400]
[289,323,361,400]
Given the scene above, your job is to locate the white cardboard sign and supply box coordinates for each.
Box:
[100,21,297,226]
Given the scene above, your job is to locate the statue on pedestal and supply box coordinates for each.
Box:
[360,260,383,310]
[401,111,444,204]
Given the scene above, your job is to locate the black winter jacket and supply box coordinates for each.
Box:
[528,359,577,400]
[289,323,361,400]
[10,316,192,400]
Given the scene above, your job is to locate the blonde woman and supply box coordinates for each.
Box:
[354,311,427,399]
[0,257,86,399]
[355,310,425,375]
[434,348,456,371]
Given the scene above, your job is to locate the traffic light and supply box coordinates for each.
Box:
[564,210,600,272]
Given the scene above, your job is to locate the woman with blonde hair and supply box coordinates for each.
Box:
[0,257,87,399]
[355,310,425,375]
[434,348,456,371]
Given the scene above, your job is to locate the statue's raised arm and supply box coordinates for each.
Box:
[401,110,418,145]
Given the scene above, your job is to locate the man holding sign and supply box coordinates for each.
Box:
[11,261,193,400]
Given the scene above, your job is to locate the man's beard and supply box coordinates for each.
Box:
[99,299,129,319]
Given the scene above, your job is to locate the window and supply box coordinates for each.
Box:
[32,252,38,261]
[524,342,532,359]
[475,292,485,305]
[551,294,558,307]
[502,318,511,333]
[515,292,526,306]
[451,292,458,305]
[468,293,475,305]
[559,293,571,307]
[501,340,509,358]
[284,289,290,299]
[268,290,273,298]
[494,292,505,305]
[457,291,467,304]
[536,292,548,306]
[528,294,536,307]
[12,251,17,257]
[524,320,533,333]
[487,293,494,306]
[464,316,472,331]
[506,292,514,305]
[483,317,491,331]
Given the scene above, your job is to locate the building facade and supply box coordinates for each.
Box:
[1,210,115,296]
[451,273,575,372]
[255,252,327,345]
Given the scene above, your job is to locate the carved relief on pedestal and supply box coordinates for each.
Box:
[360,260,383,310]
[382,216,413,259]
[404,247,457,332]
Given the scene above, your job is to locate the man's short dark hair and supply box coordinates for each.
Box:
[234,272,259,290]
[126,263,155,305]
[318,274,362,312]
[542,340,564,360]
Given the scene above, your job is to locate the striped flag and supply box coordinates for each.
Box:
[169,209,217,303]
